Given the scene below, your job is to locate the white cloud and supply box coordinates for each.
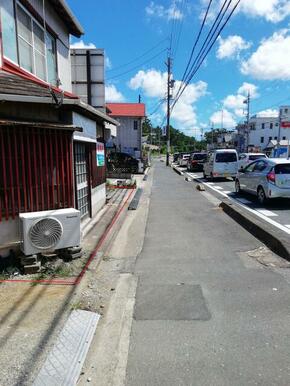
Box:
[200,0,290,23]
[238,0,290,23]
[70,40,96,49]
[210,109,237,129]
[129,69,207,133]
[216,35,251,59]
[105,85,125,102]
[129,69,167,98]
[241,29,290,80]
[222,82,259,119]
[237,82,259,98]
[146,1,184,20]
[105,57,112,70]
[256,109,279,117]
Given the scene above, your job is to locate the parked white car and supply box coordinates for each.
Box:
[203,149,238,180]
[178,153,190,166]
[235,158,290,204]
[238,153,267,169]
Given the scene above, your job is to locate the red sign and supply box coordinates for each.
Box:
[281,122,290,128]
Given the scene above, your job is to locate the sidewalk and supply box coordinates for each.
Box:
[125,161,290,386]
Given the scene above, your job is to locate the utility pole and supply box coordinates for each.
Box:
[277,107,282,153]
[166,57,171,166]
[244,92,250,151]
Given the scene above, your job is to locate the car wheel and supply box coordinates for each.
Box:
[257,186,267,205]
[235,179,241,194]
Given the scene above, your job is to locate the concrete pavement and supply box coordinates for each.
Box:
[125,160,290,386]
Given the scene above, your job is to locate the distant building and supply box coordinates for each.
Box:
[106,103,146,159]
[245,105,290,151]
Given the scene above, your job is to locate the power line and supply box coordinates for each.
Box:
[106,48,167,80]
[180,0,213,86]
[106,38,168,73]
[172,0,240,113]
[174,0,232,105]
[148,97,166,117]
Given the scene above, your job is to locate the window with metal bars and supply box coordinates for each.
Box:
[0,126,73,222]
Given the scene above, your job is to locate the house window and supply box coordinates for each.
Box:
[1,0,18,63]
[270,123,273,129]
[1,1,57,84]
[260,137,264,144]
[275,122,279,126]
[261,123,265,129]
[285,109,288,114]
[133,120,138,130]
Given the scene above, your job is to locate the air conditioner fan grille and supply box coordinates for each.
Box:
[29,217,63,250]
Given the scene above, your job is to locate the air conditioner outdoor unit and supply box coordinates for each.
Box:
[19,208,81,256]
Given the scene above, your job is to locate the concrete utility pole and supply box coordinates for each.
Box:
[166,57,171,166]
[244,92,250,151]
[277,107,282,151]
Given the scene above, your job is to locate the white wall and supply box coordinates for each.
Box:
[91,183,106,217]
[115,117,142,157]
[0,218,19,256]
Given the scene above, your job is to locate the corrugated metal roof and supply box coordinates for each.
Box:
[106,103,146,117]
[0,70,75,99]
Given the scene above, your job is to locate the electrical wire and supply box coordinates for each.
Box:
[174,0,232,105]
[106,48,167,80]
[148,97,167,117]
[106,38,168,73]
[172,0,240,113]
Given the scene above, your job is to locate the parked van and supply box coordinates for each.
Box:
[203,149,238,180]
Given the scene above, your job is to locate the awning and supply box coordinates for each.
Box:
[0,120,83,131]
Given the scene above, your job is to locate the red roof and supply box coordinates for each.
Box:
[106,103,146,117]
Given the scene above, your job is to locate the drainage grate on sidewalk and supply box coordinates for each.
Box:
[33,310,100,386]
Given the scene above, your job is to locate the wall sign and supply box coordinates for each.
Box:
[96,142,105,166]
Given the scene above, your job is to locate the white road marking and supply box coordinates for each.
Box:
[212,186,223,190]
[224,191,231,194]
[284,225,290,229]
[256,209,278,217]
[206,182,214,185]
[194,177,290,236]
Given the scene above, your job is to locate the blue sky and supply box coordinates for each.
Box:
[68,0,290,139]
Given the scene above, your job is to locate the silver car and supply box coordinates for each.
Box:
[235,158,290,204]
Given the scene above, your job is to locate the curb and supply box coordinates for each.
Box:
[220,198,290,260]
[172,165,184,176]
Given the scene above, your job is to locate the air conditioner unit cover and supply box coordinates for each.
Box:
[19,208,81,256]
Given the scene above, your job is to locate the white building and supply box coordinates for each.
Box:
[248,106,290,151]
[106,103,146,160]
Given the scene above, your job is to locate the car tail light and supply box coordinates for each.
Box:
[267,171,276,184]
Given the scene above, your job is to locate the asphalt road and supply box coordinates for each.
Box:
[125,160,290,386]
[181,167,290,235]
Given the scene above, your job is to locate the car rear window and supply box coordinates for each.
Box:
[215,153,237,162]
[193,154,207,160]
[249,154,266,161]
[275,164,290,174]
